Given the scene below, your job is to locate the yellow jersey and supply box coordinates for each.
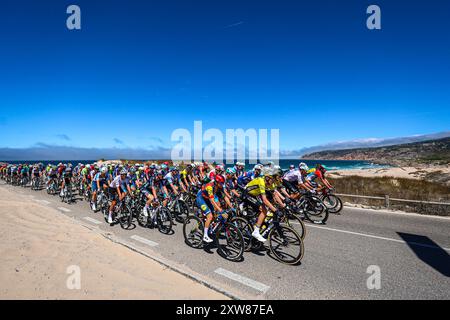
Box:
[245,177,266,197]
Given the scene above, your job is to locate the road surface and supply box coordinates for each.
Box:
[2,182,449,300]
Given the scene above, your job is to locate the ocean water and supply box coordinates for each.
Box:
[1,159,389,171]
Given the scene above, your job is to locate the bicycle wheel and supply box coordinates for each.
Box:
[173,200,190,223]
[67,189,73,203]
[323,195,343,214]
[119,205,133,230]
[215,222,245,262]
[268,225,304,265]
[183,215,204,248]
[302,196,329,224]
[137,208,149,227]
[282,213,306,240]
[157,207,173,234]
[230,217,253,252]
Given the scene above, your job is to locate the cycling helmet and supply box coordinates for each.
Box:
[299,163,309,171]
[215,174,225,185]
[226,167,236,175]
[254,164,263,171]
[130,167,136,173]
[65,167,72,172]
[101,167,108,173]
[215,164,225,172]
[120,169,128,175]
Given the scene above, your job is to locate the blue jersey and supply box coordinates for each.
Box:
[237,170,257,188]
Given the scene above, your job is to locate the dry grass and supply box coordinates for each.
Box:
[329,176,450,216]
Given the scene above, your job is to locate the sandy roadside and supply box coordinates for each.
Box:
[0,185,227,300]
[328,166,450,181]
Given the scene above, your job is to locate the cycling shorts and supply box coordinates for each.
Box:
[196,193,218,216]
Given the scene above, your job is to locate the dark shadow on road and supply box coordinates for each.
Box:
[397,232,450,277]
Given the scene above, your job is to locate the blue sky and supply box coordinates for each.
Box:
[1,0,449,156]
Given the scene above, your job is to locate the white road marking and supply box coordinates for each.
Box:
[57,207,71,213]
[345,206,450,220]
[83,217,102,225]
[303,223,450,252]
[33,199,50,205]
[214,268,270,293]
[130,235,159,247]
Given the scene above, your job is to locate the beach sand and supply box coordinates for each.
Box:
[328,165,450,184]
[0,184,227,300]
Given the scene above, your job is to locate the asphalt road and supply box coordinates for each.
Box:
[3,182,449,300]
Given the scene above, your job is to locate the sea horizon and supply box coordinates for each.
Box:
[0,159,390,171]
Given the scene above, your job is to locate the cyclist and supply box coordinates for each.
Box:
[244,169,281,243]
[154,170,170,206]
[233,162,245,177]
[107,169,131,224]
[306,164,333,190]
[140,172,159,221]
[91,166,109,211]
[165,167,185,196]
[225,167,241,198]
[196,177,224,243]
[60,167,73,197]
[282,163,314,199]
[31,165,41,188]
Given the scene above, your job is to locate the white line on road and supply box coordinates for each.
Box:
[130,235,159,247]
[214,268,270,293]
[345,206,450,220]
[83,217,102,225]
[304,224,450,252]
[33,199,50,205]
[57,207,71,213]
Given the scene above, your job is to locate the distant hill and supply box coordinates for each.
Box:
[294,131,450,156]
[302,137,450,167]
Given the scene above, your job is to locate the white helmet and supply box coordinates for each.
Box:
[254,164,263,171]
[299,162,309,171]
[101,167,108,173]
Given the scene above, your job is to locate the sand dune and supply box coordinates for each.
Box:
[0,185,227,300]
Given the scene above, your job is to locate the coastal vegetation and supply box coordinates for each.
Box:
[328,176,450,216]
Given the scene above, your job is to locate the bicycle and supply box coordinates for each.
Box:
[47,178,59,195]
[292,191,329,224]
[319,188,343,214]
[183,209,245,262]
[103,195,134,229]
[31,176,41,191]
[60,183,74,204]
[167,192,190,223]
[237,209,304,265]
